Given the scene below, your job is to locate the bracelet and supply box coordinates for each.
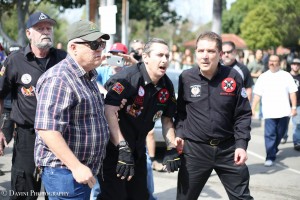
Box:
[292,106,297,109]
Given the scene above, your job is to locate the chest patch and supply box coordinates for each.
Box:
[157,88,169,104]
[221,78,236,93]
[112,82,124,94]
[21,86,35,96]
[190,85,201,97]
[21,74,32,84]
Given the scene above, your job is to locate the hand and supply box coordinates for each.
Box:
[0,131,8,156]
[71,163,96,188]
[117,142,134,181]
[162,148,181,172]
[234,148,248,165]
[117,53,138,66]
[175,137,184,154]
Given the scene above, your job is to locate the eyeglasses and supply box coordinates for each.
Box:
[223,49,234,54]
[74,40,106,50]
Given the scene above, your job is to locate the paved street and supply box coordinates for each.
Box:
[0,119,300,199]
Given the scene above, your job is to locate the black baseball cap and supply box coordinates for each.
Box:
[26,12,56,29]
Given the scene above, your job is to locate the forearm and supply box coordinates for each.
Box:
[290,92,297,108]
[37,130,81,171]
[104,104,124,146]
[161,116,176,148]
[246,88,252,102]
[251,94,260,113]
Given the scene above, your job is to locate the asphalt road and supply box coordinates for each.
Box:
[0,119,300,199]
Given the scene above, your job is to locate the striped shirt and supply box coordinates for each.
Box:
[34,54,109,175]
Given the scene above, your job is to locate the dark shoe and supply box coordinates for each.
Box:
[0,170,4,176]
[294,144,300,151]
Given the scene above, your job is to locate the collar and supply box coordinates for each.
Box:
[138,62,167,89]
[24,44,55,59]
[65,54,98,81]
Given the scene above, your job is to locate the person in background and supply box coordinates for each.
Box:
[289,58,300,151]
[0,43,7,64]
[169,44,181,70]
[252,54,297,167]
[34,20,110,199]
[222,41,254,101]
[0,12,67,199]
[176,31,253,200]
[98,38,181,200]
[181,48,194,70]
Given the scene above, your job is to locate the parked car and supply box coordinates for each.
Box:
[154,69,181,146]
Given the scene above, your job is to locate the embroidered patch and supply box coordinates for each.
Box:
[126,104,143,117]
[112,82,124,94]
[21,74,32,84]
[21,86,35,96]
[190,85,201,97]
[241,87,247,98]
[157,88,170,104]
[221,78,236,93]
[138,86,145,96]
[153,110,163,122]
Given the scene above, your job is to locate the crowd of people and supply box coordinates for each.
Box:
[0,11,299,200]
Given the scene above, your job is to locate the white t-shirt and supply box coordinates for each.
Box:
[253,70,298,118]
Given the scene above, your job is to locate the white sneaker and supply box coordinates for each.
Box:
[264,160,273,167]
[281,138,287,144]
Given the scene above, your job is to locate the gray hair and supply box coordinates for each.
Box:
[143,38,168,54]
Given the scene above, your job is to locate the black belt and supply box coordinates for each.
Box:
[186,136,234,146]
[16,123,34,129]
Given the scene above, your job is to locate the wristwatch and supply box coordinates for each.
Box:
[118,140,128,148]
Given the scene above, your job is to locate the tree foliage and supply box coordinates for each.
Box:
[223,0,300,50]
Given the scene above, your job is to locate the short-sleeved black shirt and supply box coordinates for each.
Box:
[0,44,67,126]
[227,60,254,89]
[104,62,177,156]
[175,63,252,150]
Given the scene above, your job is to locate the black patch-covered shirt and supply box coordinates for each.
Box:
[175,63,252,150]
[0,44,67,126]
[104,62,177,156]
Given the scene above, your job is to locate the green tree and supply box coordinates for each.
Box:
[240,5,281,49]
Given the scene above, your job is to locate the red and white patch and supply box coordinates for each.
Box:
[157,88,170,103]
[112,82,124,94]
[221,78,236,93]
[21,86,35,96]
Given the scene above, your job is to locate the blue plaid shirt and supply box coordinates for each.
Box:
[34,54,109,175]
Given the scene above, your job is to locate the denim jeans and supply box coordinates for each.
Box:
[292,106,300,145]
[264,117,290,161]
[42,167,91,200]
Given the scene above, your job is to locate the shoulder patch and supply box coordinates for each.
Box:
[241,87,247,98]
[112,82,124,94]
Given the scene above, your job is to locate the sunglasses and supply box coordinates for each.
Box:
[223,49,234,54]
[74,40,106,50]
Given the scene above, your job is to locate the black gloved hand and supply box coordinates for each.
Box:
[162,148,181,172]
[116,141,134,180]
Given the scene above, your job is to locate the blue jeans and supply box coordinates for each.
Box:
[42,167,91,200]
[264,117,290,161]
[292,106,300,145]
[146,150,157,200]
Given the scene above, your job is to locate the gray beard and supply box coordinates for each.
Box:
[35,42,53,49]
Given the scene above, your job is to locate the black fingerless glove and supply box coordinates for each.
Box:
[162,148,181,172]
[116,141,135,179]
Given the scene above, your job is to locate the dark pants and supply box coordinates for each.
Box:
[264,117,290,161]
[177,139,253,200]
[11,126,41,200]
[97,142,149,200]
[0,108,14,144]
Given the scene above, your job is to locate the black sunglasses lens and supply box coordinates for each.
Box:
[89,41,100,50]
[89,41,106,50]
